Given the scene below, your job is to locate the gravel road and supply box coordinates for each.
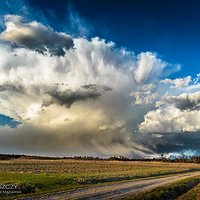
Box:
[17,171,200,200]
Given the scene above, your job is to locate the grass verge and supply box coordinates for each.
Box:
[129,176,200,200]
[177,183,200,200]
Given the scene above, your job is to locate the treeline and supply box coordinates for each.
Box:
[68,155,200,163]
[1,154,200,163]
[0,154,64,160]
[161,156,200,164]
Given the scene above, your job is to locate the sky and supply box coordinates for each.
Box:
[0,0,200,157]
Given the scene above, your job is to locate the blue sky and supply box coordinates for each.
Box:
[28,0,200,78]
[0,0,200,157]
[0,115,20,128]
[2,0,200,77]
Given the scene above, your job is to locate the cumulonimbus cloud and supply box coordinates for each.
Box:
[0,15,187,157]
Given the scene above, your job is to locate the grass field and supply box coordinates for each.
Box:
[1,159,200,199]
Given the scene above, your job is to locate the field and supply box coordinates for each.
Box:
[1,159,200,199]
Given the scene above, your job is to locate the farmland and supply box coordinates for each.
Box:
[1,158,200,199]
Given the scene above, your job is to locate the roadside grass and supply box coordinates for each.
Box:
[129,176,200,200]
[0,172,80,199]
[1,159,200,199]
[177,183,200,200]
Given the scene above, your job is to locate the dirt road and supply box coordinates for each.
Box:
[18,171,200,200]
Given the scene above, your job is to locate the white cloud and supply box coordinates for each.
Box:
[131,91,160,105]
[133,52,179,83]
[134,80,200,134]
[139,106,200,133]
[132,90,200,110]
[160,76,192,88]
[194,73,200,84]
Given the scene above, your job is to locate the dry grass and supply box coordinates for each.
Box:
[1,159,200,174]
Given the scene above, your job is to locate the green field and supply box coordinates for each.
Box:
[1,159,200,199]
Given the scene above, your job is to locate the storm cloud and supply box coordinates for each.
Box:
[0,83,25,93]
[0,15,74,56]
[43,84,112,108]
[0,15,200,158]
